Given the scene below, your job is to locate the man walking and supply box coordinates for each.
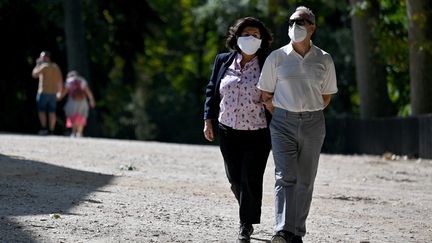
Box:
[258,6,338,243]
[32,51,63,135]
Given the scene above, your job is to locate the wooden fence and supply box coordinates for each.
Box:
[323,114,432,159]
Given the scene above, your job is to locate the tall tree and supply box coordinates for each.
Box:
[350,0,394,118]
[406,0,432,115]
[63,0,89,79]
[63,0,95,135]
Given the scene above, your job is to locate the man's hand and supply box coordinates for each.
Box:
[322,95,332,108]
[261,91,274,114]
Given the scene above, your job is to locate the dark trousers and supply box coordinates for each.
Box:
[218,123,271,224]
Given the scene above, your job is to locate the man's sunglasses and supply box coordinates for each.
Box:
[289,18,313,27]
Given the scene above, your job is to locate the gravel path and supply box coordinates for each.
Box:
[0,134,431,242]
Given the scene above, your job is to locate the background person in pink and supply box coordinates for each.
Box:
[59,71,95,137]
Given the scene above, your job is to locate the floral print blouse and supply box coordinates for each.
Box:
[218,54,267,130]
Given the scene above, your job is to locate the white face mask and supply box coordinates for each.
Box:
[237,36,262,55]
[288,23,307,43]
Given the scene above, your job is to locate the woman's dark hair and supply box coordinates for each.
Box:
[225,17,273,57]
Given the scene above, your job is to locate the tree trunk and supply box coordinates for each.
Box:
[64,0,97,136]
[407,0,432,115]
[63,0,89,79]
[350,0,394,118]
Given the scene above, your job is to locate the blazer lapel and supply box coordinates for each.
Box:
[215,52,237,94]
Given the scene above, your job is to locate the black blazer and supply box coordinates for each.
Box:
[203,51,267,121]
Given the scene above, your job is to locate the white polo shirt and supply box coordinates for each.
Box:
[257,42,338,112]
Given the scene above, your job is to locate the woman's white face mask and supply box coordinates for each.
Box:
[288,23,307,43]
[237,36,262,55]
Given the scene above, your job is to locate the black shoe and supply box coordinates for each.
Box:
[38,129,49,135]
[271,230,294,243]
[237,223,253,242]
[292,235,303,243]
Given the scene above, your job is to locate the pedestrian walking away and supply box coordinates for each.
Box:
[31,51,63,135]
[257,6,338,243]
[58,71,95,138]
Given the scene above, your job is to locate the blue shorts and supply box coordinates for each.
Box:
[36,93,57,113]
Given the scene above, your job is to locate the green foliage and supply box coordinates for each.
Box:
[0,0,420,140]
[193,0,270,34]
[375,0,410,116]
[348,0,410,116]
[129,0,207,142]
[97,56,136,139]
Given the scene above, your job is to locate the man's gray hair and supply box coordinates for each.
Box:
[296,6,315,24]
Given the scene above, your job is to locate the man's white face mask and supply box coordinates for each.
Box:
[237,36,262,55]
[288,23,307,43]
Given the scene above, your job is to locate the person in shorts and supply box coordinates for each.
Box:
[32,51,63,135]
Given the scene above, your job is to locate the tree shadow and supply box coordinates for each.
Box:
[0,153,114,242]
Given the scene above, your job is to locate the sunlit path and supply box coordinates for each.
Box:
[1,134,431,242]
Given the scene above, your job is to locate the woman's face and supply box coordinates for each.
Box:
[239,26,261,39]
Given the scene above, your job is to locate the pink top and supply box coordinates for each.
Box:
[218,54,267,130]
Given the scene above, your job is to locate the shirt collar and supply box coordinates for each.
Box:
[285,41,315,56]
[235,53,259,69]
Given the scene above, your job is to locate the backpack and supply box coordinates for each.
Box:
[68,78,86,100]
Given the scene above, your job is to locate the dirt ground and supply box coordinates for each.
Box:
[0,134,431,243]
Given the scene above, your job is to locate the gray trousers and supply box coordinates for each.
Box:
[270,108,325,236]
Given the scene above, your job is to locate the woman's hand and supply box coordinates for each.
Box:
[203,120,215,142]
[89,98,96,108]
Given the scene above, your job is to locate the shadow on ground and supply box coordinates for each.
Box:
[0,153,114,242]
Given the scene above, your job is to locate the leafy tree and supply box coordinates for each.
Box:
[131,0,216,142]
[81,0,161,139]
[350,0,395,118]
[375,0,410,116]
[0,0,427,143]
